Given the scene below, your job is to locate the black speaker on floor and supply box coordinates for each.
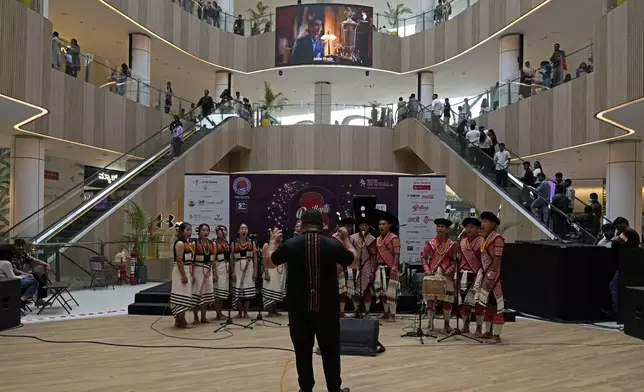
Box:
[339,318,382,357]
[0,278,21,332]
[623,286,644,341]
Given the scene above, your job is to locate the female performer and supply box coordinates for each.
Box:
[213,226,231,320]
[192,223,216,324]
[171,222,195,328]
[232,223,257,318]
[294,219,303,236]
[262,227,286,316]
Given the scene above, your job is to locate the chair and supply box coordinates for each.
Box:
[89,255,115,290]
[37,283,72,315]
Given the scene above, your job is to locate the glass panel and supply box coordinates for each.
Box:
[375,0,472,37]
[250,103,395,127]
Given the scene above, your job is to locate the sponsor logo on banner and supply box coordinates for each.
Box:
[407,194,420,198]
[411,204,429,212]
[376,204,387,211]
[188,200,196,207]
[423,216,431,224]
[407,216,420,223]
[233,177,252,195]
[359,178,395,190]
[236,201,248,213]
[413,184,431,190]
[421,195,434,200]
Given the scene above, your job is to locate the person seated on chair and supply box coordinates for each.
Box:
[0,244,39,308]
[13,239,51,306]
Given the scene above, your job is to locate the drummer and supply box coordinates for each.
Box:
[422,218,458,332]
[458,217,484,335]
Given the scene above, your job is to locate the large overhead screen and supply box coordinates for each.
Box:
[275,4,373,67]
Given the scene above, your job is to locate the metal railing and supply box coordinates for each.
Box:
[250,103,395,127]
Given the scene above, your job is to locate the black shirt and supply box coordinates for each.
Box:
[197,95,214,114]
[271,231,354,313]
[522,168,534,186]
[617,228,640,249]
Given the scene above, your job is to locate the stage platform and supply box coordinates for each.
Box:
[2,314,644,391]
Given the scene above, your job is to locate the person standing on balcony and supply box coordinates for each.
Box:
[491,82,500,110]
[117,64,130,96]
[234,14,245,35]
[52,32,61,70]
[164,81,174,114]
[204,1,214,25]
[550,43,566,87]
[67,39,81,77]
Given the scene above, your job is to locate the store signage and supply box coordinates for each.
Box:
[98,172,119,184]
[44,170,59,180]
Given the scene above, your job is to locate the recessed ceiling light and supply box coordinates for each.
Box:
[116,40,124,44]
[61,12,71,16]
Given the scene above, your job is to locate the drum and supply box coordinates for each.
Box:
[458,270,476,306]
[423,274,448,301]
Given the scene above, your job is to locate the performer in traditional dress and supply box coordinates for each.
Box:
[458,217,485,335]
[374,215,401,321]
[192,223,216,324]
[294,219,303,236]
[171,222,195,328]
[475,211,505,343]
[262,227,286,316]
[349,217,377,317]
[422,218,458,332]
[232,223,257,318]
[213,225,230,320]
[334,216,355,318]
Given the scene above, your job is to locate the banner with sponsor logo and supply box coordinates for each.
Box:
[229,174,399,242]
[184,174,230,238]
[398,176,446,265]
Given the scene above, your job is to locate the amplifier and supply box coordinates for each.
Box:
[0,278,21,331]
[624,286,644,341]
[339,318,382,356]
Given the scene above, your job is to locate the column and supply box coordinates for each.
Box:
[214,71,232,102]
[605,140,643,227]
[10,136,45,238]
[42,0,49,18]
[418,71,434,108]
[219,0,234,30]
[414,0,436,32]
[499,34,522,107]
[127,33,151,107]
[314,81,332,124]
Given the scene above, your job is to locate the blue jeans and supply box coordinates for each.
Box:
[21,277,39,299]
[609,270,619,313]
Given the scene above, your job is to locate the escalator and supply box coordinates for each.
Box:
[2,109,242,245]
[395,104,597,242]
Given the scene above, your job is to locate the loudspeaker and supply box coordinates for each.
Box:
[0,278,21,332]
[339,318,382,357]
[624,286,644,341]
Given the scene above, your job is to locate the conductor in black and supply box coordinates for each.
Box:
[264,209,358,392]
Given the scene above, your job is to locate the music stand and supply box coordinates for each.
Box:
[214,237,252,333]
[401,273,436,344]
[437,251,483,343]
[248,244,281,327]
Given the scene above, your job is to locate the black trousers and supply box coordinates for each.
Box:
[288,311,342,392]
[171,137,182,157]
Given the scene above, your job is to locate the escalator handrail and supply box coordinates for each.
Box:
[414,103,598,242]
[32,113,237,244]
[1,106,202,239]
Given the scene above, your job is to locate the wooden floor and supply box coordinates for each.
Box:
[2,314,644,392]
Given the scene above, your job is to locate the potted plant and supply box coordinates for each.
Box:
[383,1,413,36]
[247,1,269,35]
[121,201,161,284]
[259,81,288,126]
[0,149,10,236]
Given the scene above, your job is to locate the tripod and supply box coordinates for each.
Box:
[437,248,483,343]
[248,244,281,327]
[214,238,252,333]
[401,272,436,344]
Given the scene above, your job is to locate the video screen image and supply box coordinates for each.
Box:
[275,4,373,67]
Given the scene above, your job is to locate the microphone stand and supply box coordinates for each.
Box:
[214,237,252,333]
[437,241,483,343]
[248,243,281,327]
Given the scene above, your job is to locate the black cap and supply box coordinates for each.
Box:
[339,216,355,225]
[433,218,453,228]
[373,210,396,225]
[613,217,629,226]
[462,217,481,228]
[358,215,370,225]
[301,209,324,226]
[480,211,500,226]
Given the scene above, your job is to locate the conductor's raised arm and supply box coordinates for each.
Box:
[263,228,284,269]
[335,227,359,269]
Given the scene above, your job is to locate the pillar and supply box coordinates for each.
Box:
[214,71,232,102]
[127,33,151,107]
[605,140,643,228]
[42,0,49,18]
[10,136,45,238]
[314,81,332,124]
[219,0,234,29]
[499,34,522,107]
[418,71,434,108]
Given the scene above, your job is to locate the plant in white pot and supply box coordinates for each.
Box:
[259,81,288,126]
[383,1,413,36]
[121,201,161,284]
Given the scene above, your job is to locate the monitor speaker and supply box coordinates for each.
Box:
[339,318,383,356]
[624,286,644,341]
[0,278,21,332]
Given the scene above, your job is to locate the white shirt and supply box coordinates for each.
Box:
[479,137,493,149]
[465,130,480,146]
[432,99,443,116]
[533,167,542,177]
[597,237,613,248]
[566,186,576,209]
[379,27,388,33]
[0,260,18,279]
[234,95,244,110]
[494,150,511,170]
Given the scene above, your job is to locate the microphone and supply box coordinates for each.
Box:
[360,230,366,238]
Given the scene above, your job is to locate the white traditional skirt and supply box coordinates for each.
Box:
[170,264,195,316]
[373,265,399,302]
[232,257,255,309]
[193,263,215,307]
[213,256,230,300]
[338,269,359,297]
[473,269,505,314]
[262,265,287,308]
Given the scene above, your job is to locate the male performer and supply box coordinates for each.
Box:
[264,209,357,392]
[334,216,355,318]
[422,218,458,332]
[475,211,505,343]
[349,217,377,317]
[458,217,485,335]
[374,214,401,321]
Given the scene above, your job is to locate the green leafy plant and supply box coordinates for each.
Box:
[383,2,413,31]
[259,81,288,118]
[0,149,10,235]
[247,1,269,28]
[121,201,161,265]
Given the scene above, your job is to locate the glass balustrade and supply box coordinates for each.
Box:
[248,103,395,127]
